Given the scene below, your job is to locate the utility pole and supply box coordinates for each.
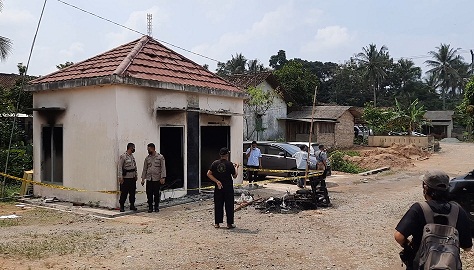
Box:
[147,14,153,37]
[470,50,474,73]
[304,86,318,188]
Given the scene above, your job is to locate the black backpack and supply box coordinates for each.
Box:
[414,201,462,270]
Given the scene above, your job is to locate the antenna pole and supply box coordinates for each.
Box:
[147,14,153,37]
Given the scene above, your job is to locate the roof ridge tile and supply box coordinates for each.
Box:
[113,36,150,76]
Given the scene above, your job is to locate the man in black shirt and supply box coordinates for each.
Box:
[394,170,472,269]
[207,147,239,229]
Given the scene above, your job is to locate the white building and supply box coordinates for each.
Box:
[27,36,246,208]
[227,72,287,141]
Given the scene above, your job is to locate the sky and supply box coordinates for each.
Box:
[1,0,473,77]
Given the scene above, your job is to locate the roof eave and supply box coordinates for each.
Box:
[26,75,248,99]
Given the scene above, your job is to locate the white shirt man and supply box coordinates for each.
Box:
[292,145,308,188]
[245,141,262,185]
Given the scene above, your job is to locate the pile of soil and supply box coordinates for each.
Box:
[345,143,431,170]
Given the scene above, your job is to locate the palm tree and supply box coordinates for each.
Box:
[424,73,440,93]
[215,53,247,76]
[0,1,12,61]
[425,44,463,110]
[247,59,265,75]
[355,44,390,107]
[396,59,421,88]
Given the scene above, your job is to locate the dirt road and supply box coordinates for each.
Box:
[1,142,473,270]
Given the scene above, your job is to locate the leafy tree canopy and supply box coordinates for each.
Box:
[273,60,319,106]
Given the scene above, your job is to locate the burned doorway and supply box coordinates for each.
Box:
[200,126,230,187]
[160,126,184,189]
[41,126,63,183]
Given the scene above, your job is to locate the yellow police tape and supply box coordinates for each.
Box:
[0,168,323,194]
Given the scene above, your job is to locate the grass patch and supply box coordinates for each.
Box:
[329,150,365,174]
[0,183,21,201]
[0,230,107,259]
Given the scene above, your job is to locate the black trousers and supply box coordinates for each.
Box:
[146,180,161,209]
[247,165,259,183]
[119,178,136,205]
[214,188,234,225]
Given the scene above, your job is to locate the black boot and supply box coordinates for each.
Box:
[154,206,159,212]
[119,204,125,212]
[130,204,137,211]
[148,205,153,213]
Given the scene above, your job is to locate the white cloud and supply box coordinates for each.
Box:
[304,8,324,25]
[0,8,34,24]
[300,25,355,54]
[198,0,238,23]
[190,2,311,64]
[59,42,85,59]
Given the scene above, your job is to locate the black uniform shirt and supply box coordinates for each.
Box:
[209,159,236,190]
[396,200,472,253]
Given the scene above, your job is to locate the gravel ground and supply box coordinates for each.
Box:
[0,142,473,270]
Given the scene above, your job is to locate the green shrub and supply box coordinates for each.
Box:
[329,150,365,174]
[0,145,32,181]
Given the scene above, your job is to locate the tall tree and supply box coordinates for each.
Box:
[331,60,371,106]
[274,60,318,106]
[247,59,266,74]
[0,1,12,61]
[216,53,247,76]
[269,50,288,70]
[425,44,463,110]
[355,44,390,107]
[456,77,474,140]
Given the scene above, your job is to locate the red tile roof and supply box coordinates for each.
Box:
[29,36,243,95]
[0,73,21,89]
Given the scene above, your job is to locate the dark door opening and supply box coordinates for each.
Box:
[160,126,184,189]
[200,126,230,186]
[41,126,63,183]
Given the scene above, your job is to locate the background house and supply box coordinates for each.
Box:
[283,106,361,148]
[27,36,246,208]
[423,111,454,139]
[226,72,287,141]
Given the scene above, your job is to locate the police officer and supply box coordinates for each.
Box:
[118,142,138,212]
[141,143,166,213]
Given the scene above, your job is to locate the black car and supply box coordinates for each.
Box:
[448,170,474,230]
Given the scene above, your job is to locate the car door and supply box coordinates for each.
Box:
[262,145,286,176]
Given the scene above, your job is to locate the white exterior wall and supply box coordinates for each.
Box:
[243,81,286,141]
[115,86,189,205]
[33,85,120,207]
[199,94,244,184]
[32,84,244,208]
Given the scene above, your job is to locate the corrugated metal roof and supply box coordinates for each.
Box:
[424,111,454,121]
[287,106,356,120]
[226,72,275,89]
[29,36,243,95]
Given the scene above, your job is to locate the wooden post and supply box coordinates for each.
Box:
[304,86,318,188]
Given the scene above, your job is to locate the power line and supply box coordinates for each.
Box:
[1,0,48,197]
[56,0,220,63]
[54,0,473,69]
